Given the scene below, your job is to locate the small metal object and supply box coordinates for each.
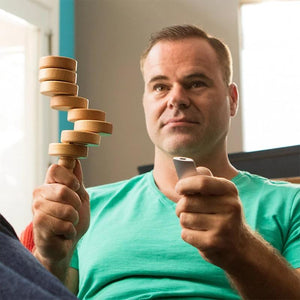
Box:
[173,157,197,179]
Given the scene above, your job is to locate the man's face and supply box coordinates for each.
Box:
[142,37,238,158]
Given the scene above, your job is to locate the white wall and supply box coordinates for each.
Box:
[0,0,59,235]
[74,0,242,187]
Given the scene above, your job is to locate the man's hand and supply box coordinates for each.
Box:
[175,167,248,270]
[175,167,300,299]
[32,160,90,279]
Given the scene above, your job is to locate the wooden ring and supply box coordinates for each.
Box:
[61,130,101,146]
[50,96,89,111]
[74,120,113,135]
[48,143,88,158]
[39,68,77,83]
[39,56,77,71]
[68,109,106,122]
[40,81,78,97]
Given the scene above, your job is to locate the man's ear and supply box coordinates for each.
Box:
[228,83,239,117]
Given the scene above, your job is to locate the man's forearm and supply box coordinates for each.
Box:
[34,249,71,284]
[225,230,300,299]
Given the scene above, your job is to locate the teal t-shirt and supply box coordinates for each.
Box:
[71,171,300,299]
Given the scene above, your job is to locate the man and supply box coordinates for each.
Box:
[32,25,300,299]
[0,213,77,299]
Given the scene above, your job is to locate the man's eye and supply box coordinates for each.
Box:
[189,81,207,89]
[153,84,168,92]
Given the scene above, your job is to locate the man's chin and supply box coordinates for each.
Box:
[162,140,200,157]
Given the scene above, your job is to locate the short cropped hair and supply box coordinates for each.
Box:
[140,24,233,85]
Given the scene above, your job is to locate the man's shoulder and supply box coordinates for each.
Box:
[87,171,151,199]
[234,170,300,198]
[86,172,153,218]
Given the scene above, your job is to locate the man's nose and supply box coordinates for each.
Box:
[167,84,190,109]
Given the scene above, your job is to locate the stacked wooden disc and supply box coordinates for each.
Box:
[39,56,113,169]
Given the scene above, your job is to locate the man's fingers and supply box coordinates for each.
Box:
[73,160,90,203]
[196,166,213,176]
[38,201,79,226]
[175,175,238,197]
[45,164,80,191]
[179,212,220,231]
[33,184,82,211]
[34,210,77,241]
[176,194,240,217]
[43,161,89,206]
[180,227,210,250]
[73,160,83,184]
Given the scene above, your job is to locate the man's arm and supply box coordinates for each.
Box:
[175,169,300,299]
[224,226,300,299]
[65,268,79,294]
[32,160,89,289]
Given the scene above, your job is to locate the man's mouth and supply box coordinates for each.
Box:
[163,117,199,127]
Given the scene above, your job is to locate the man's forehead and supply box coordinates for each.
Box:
[143,38,219,81]
[147,38,217,61]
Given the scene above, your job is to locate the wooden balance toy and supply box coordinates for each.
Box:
[39,55,113,169]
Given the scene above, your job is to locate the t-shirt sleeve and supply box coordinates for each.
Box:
[282,189,300,268]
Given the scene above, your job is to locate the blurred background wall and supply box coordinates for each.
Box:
[74,0,242,187]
